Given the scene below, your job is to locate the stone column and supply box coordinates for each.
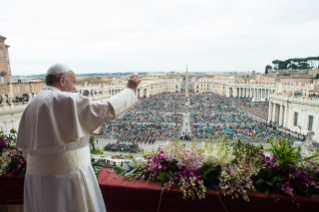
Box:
[268,102,273,123]
[233,88,237,98]
[272,103,276,122]
[279,105,283,126]
[259,89,261,98]
[146,88,150,98]
[283,105,288,128]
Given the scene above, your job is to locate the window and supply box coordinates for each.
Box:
[294,112,298,126]
[1,76,4,83]
[15,86,19,93]
[2,88,5,93]
[0,49,3,57]
[26,86,29,92]
[308,116,314,130]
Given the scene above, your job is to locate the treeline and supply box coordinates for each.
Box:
[265,56,319,74]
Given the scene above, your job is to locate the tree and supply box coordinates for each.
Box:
[90,135,95,150]
[265,65,272,74]
[315,73,319,79]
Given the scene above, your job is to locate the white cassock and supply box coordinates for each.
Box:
[16,86,138,212]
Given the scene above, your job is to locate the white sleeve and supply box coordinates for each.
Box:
[92,89,138,133]
[106,88,139,118]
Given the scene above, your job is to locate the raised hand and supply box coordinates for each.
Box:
[127,74,142,92]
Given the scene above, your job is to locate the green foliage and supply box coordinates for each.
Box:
[265,65,272,74]
[108,160,143,180]
[90,135,95,150]
[157,170,174,187]
[315,73,319,79]
[271,56,319,70]
[302,167,319,197]
[91,162,113,177]
[252,167,283,196]
[10,128,17,134]
[157,160,179,187]
[199,164,221,190]
[90,149,101,154]
[267,137,319,170]
[231,140,263,167]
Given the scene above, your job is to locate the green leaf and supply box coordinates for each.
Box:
[114,169,128,179]
[270,176,278,183]
[129,175,139,181]
[263,189,269,196]
[157,172,167,181]
[167,170,174,181]
[122,162,131,170]
[303,154,319,161]
[17,170,26,178]
[313,194,319,199]
[265,181,272,186]
[125,167,138,177]
[255,178,264,184]
[209,184,217,190]
[168,163,177,172]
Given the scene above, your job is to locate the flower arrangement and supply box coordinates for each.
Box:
[109,137,319,207]
[0,129,26,178]
[253,137,319,208]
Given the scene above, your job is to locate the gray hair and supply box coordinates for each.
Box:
[45,71,72,86]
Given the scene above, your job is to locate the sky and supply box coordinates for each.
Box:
[1,0,319,75]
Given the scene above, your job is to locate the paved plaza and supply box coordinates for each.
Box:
[92,138,272,160]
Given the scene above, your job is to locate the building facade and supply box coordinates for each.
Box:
[0,35,13,98]
[268,92,319,142]
[192,76,234,95]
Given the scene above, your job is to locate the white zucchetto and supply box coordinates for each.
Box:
[46,64,72,76]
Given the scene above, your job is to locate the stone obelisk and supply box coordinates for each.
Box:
[185,65,189,110]
[181,65,192,138]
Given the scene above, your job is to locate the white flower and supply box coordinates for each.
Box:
[203,139,234,167]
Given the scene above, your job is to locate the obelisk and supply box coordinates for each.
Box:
[185,65,189,110]
[181,65,192,138]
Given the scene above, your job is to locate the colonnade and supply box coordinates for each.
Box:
[108,88,124,96]
[268,101,286,127]
[228,87,272,100]
[107,87,150,98]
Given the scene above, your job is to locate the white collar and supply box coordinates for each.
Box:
[42,86,62,92]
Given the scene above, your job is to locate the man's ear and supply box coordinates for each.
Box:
[59,76,65,87]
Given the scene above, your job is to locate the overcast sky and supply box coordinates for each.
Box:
[2,0,319,75]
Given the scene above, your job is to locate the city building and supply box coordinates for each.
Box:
[0,35,13,97]
[268,91,319,142]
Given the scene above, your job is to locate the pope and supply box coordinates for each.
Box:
[16,64,141,212]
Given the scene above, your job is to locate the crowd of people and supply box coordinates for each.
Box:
[230,98,269,120]
[101,122,180,139]
[97,91,292,142]
[119,111,182,123]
